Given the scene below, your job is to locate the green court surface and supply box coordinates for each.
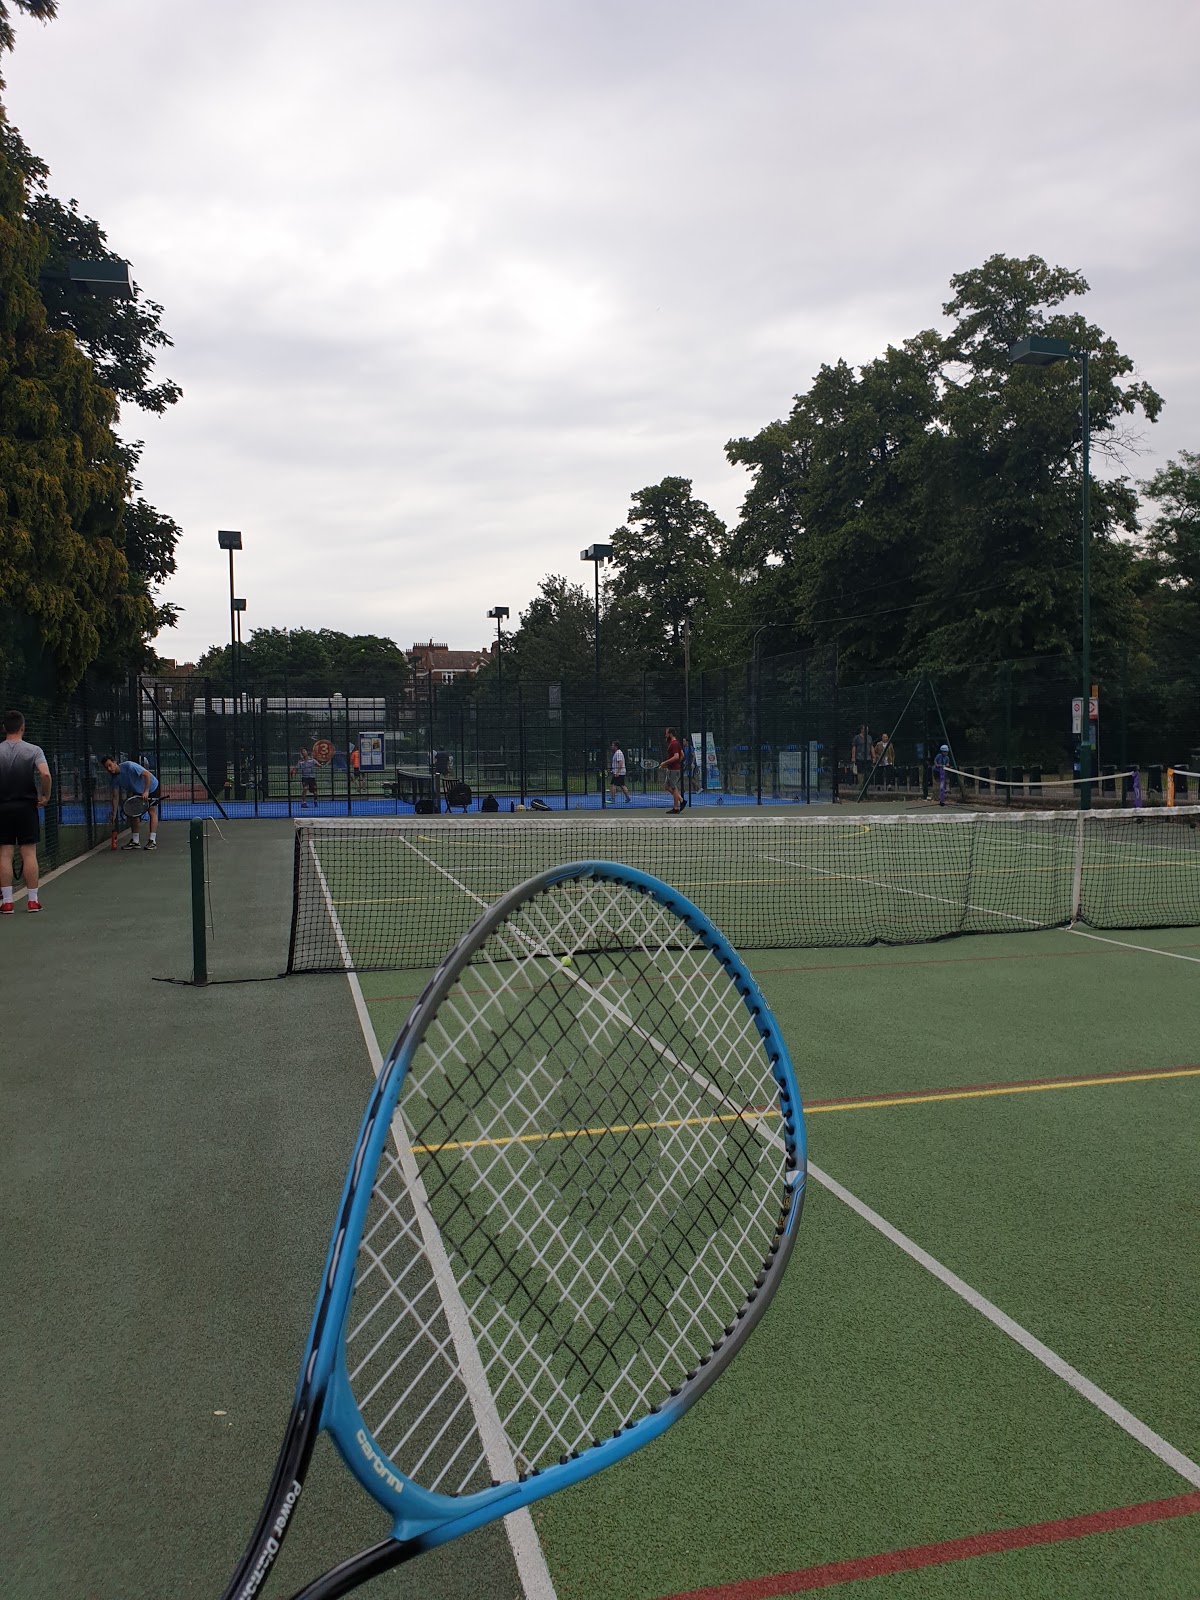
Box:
[3,820,1199,1598]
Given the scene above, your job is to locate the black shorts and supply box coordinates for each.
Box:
[0,800,40,847]
[610,774,626,787]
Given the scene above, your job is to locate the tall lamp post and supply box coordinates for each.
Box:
[487,607,509,780]
[217,531,243,799]
[1008,335,1093,807]
[233,598,247,799]
[580,544,613,807]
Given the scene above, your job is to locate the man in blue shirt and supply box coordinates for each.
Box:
[102,756,161,850]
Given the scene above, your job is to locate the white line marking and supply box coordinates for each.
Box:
[1065,929,1200,965]
[309,837,558,1600]
[313,828,1200,1493]
[809,1162,1200,1488]
[10,831,117,903]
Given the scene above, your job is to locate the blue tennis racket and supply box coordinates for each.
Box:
[220,861,806,1600]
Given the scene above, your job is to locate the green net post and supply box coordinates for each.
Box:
[190,819,209,986]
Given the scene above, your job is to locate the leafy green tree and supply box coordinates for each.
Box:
[0,0,54,56]
[922,254,1158,675]
[1138,450,1200,665]
[0,5,183,687]
[728,337,942,671]
[29,177,184,647]
[504,575,595,691]
[33,193,181,414]
[1143,451,1200,593]
[725,255,1161,682]
[192,628,408,696]
[608,477,728,665]
[0,110,148,693]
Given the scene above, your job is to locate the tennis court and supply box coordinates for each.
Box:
[4,811,1198,1598]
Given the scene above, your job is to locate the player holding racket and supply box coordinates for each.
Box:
[101,756,161,850]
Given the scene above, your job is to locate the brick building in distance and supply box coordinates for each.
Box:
[405,640,493,706]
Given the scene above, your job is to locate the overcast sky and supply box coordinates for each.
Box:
[8,0,1199,663]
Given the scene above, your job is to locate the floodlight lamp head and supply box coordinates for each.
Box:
[232,598,247,612]
[217,530,243,550]
[60,259,134,299]
[1008,335,1074,367]
[487,606,510,620]
[581,543,614,564]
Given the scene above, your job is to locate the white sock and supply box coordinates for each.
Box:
[1,886,11,905]
[150,832,157,843]
[132,834,141,845]
[28,889,39,904]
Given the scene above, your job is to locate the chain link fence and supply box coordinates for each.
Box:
[3,646,1197,847]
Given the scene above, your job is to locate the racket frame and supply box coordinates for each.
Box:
[222,859,805,1598]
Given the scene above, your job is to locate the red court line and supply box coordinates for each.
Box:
[361,940,1200,1004]
[804,1062,1200,1109]
[658,1493,1200,1599]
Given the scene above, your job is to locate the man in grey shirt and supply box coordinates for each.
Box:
[0,709,53,914]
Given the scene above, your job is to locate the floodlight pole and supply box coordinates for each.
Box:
[1008,338,1093,808]
[218,531,243,799]
[487,607,509,778]
[581,545,613,807]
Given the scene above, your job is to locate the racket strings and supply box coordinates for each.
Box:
[346,879,791,1489]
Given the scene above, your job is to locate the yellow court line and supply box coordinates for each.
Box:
[806,1065,1200,1116]
[412,1108,772,1154]
[410,1066,1200,1155]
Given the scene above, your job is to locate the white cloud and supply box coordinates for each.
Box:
[8,0,1199,659]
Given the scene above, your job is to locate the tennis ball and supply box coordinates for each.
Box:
[560,956,573,967]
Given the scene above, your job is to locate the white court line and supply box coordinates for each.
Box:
[327,834,1200,1500]
[763,851,1200,967]
[307,838,558,1600]
[9,830,117,903]
[810,1162,1200,1488]
[1065,928,1200,965]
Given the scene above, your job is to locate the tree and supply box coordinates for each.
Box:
[0,1,54,57]
[727,336,943,671]
[192,628,409,696]
[921,254,1159,675]
[724,255,1161,682]
[1143,451,1200,594]
[503,575,596,691]
[32,194,181,414]
[29,179,184,648]
[0,4,184,689]
[0,113,148,693]
[608,477,729,666]
[1139,451,1200,665]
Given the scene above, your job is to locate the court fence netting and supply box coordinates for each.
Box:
[280,808,1200,975]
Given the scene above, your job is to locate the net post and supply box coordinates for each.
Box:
[1071,809,1086,924]
[285,824,302,973]
[1167,767,1175,808]
[190,819,209,986]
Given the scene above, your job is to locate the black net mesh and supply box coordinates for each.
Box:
[287,809,1200,974]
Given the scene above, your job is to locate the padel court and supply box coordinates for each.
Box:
[4,814,1198,1599]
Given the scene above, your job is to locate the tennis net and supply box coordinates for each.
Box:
[286,808,1200,973]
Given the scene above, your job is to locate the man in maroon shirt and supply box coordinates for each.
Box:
[660,726,684,814]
